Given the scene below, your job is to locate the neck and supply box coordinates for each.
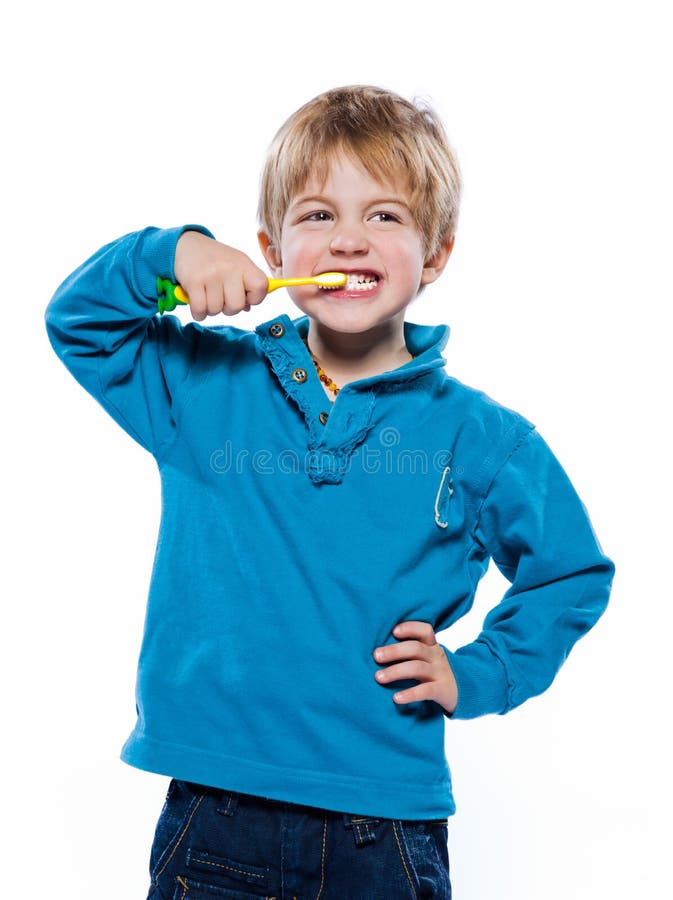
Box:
[305,318,413,380]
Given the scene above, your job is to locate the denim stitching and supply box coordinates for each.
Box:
[314,814,327,900]
[155,794,205,880]
[358,822,373,842]
[218,793,234,815]
[392,821,418,899]
[344,815,379,847]
[176,875,189,898]
[190,854,266,880]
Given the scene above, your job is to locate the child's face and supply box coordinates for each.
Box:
[259,153,452,336]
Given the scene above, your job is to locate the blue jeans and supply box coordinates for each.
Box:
[147,780,451,899]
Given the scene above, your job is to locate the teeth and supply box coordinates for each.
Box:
[318,273,380,291]
[348,273,373,282]
[345,273,379,290]
[347,280,377,291]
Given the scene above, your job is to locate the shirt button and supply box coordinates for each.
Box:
[319,411,329,425]
[292,367,308,383]
[269,322,285,338]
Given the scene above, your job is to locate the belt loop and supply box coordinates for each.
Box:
[342,813,380,846]
[216,790,239,817]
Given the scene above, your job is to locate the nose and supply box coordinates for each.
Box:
[329,219,369,256]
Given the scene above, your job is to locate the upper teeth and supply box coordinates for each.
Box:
[319,272,379,291]
[348,273,377,283]
[344,273,379,290]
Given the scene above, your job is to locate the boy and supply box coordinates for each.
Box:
[46,85,614,899]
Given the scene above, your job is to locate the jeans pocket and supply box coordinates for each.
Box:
[149,780,207,883]
[394,820,451,899]
[171,877,270,900]
[184,847,271,890]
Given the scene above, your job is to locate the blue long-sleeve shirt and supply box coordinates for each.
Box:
[45,226,614,819]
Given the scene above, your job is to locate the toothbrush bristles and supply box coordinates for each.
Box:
[316,272,347,288]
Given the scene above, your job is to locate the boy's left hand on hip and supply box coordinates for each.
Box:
[373,621,458,715]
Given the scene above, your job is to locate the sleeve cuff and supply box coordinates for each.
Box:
[134,224,216,304]
[442,642,511,720]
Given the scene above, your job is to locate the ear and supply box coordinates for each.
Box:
[257,231,283,274]
[420,235,455,286]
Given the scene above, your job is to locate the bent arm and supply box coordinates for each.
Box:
[45,225,213,457]
[444,428,615,719]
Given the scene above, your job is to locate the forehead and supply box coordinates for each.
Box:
[292,149,412,202]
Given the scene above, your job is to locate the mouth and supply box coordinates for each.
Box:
[318,271,381,294]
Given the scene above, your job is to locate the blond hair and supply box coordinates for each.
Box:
[257,85,462,258]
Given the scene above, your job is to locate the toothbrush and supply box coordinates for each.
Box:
[267,273,347,292]
[156,273,347,314]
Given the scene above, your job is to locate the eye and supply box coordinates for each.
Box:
[370,211,401,223]
[302,211,332,222]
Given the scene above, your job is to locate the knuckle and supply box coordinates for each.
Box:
[254,270,269,291]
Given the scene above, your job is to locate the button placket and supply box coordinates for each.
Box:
[256,317,378,482]
[259,318,332,443]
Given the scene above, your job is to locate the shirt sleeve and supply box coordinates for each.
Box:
[45,225,215,459]
[443,427,615,719]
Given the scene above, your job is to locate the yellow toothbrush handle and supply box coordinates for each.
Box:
[267,276,315,292]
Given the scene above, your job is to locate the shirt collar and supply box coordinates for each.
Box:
[256,314,450,389]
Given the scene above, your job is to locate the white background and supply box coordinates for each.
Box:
[2,1,671,897]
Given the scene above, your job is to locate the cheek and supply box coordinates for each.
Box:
[390,250,426,284]
[280,234,319,272]
[382,235,425,267]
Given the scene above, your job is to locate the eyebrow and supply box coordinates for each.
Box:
[290,195,329,207]
[290,195,412,210]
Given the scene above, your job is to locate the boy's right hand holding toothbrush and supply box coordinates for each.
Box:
[174,231,270,321]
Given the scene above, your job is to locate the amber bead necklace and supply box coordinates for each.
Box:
[301,336,415,398]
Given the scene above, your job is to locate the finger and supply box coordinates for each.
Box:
[375,659,433,685]
[393,621,437,646]
[244,268,270,307]
[205,280,226,318]
[374,639,432,665]
[188,284,208,322]
[392,682,438,705]
[221,279,248,316]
